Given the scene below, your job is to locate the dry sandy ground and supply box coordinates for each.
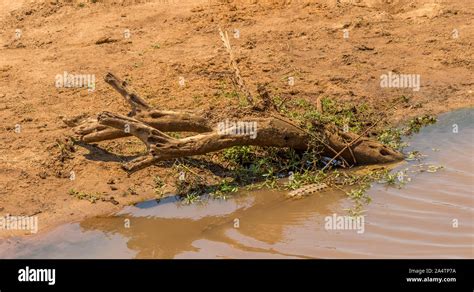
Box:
[0,0,472,237]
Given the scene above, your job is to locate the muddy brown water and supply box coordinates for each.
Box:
[0,109,473,258]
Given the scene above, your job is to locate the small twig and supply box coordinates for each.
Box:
[176,161,201,178]
[316,96,323,113]
[321,118,383,171]
[347,144,357,165]
[309,132,350,168]
[276,95,291,111]
[218,27,254,106]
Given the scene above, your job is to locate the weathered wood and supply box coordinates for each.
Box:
[66,72,404,172]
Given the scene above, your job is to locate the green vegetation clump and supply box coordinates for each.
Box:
[181,192,201,205]
[210,180,239,200]
[378,114,437,150]
[284,170,327,190]
[68,189,100,203]
[281,96,375,134]
[153,176,165,197]
[405,115,437,135]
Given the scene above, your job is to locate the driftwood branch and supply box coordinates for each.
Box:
[65,71,403,172]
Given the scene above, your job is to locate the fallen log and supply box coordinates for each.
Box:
[65,72,403,172]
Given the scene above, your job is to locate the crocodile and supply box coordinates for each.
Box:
[287,183,328,199]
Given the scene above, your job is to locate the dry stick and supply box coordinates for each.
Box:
[321,99,403,171]
[175,161,202,179]
[104,73,151,113]
[309,132,350,168]
[218,27,254,105]
[321,119,383,172]
[347,144,357,165]
[316,96,323,113]
[342,132,357,165]
[276,95,291,110]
